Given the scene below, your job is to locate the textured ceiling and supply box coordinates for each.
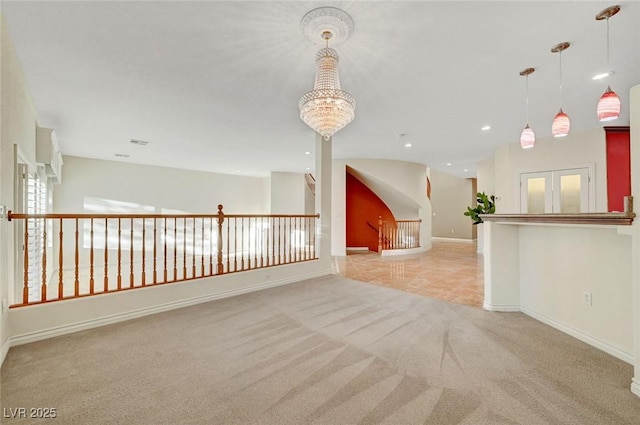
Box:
[3,1,639,178]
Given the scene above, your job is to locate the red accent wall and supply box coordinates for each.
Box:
[605,127,631,212]
[346,172,396,252]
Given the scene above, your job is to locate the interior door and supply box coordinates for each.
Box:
[552,168,589,213]
[520,172,552,213]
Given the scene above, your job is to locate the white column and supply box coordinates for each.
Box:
[629,84,640,397]
[483,221,520,312]
[315,133,332,271]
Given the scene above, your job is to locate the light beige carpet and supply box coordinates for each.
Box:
[2,275,639,424]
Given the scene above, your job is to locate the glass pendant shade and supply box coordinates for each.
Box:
[299,47,355,140]
[597,86,621,121]
[520,125,535,149]
[552,109,570,137]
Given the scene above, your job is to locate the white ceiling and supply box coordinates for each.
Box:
[3,1,639,178]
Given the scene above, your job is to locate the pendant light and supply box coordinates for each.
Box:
[596,5,621,122]
[551,42,571,137]
[519,68,536,149]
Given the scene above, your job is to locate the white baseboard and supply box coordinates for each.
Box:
[346,247,369,251]
[521,306,634,365]
[432,237,474,243]
[631,378,640,398]
[1,337,10,367]
[9,269,332,348]
[483,302,520,312]
[381,246,428,257]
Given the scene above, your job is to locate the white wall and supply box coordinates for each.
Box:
[55,156,269,214]
[0,14,40,362]
[492,128,607,213]
[519,226,632,357]
[476,157,495,197]
[484,222,633,363]
[332,158,431,256]
[429,168,473,239]
[269,172,305,214]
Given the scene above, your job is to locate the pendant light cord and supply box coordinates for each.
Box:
[559,51,563,108]
[525,75,530,125]
[606,17,611,75]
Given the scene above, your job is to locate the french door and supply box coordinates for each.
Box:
[520,167,590,213]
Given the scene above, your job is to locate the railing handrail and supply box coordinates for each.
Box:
[8,212,320,220]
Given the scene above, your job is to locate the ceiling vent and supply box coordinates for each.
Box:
[115,153,130,158]
[130,139,150,146]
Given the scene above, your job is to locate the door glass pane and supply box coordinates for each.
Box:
[560,174,581,213]
[527,177,546,213]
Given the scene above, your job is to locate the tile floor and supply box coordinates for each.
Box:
[333,239,484,308]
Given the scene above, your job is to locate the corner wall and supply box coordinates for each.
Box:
[429,168,474,239]
[0,13,40,363]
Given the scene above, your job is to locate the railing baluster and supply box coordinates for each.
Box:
[89,218,95,295]
[23,218,29,305]
[104,218,109,292]
[130,218,134,288]
[74,218,79,297]
[163,218,168,282]
[253,218,258,269]
[117,218,122,290]
[58,218,63,299]
[41,218,47,302]
[209,217,213,276]
[201,217,205,277]
[153,219,157,284]
[264,217,269,267]
[241,217,245,271]
[173,217,177,281]
[191,218,196,277]
[233,217,238,272]
[183,217,187,280]
[142,218,146,286]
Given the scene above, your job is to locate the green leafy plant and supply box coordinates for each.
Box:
[464,192,496,225]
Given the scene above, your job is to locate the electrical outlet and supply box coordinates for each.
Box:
[450,229,455,234]
[583,292,592,306]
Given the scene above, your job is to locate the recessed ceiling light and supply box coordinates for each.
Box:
[235,170,240,173]
[306,167,310,170]
[481,125,491,131]
[305,151,311,155]
[115,153,130,158]
[592,71,611,80]
[446,162,452,166]
[464,169,469,172]
[404,143,412,148]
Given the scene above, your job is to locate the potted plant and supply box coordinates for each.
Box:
[464,192,495,254]
[464,192,496,224]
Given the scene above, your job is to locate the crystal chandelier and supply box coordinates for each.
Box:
[299,31,355,140]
